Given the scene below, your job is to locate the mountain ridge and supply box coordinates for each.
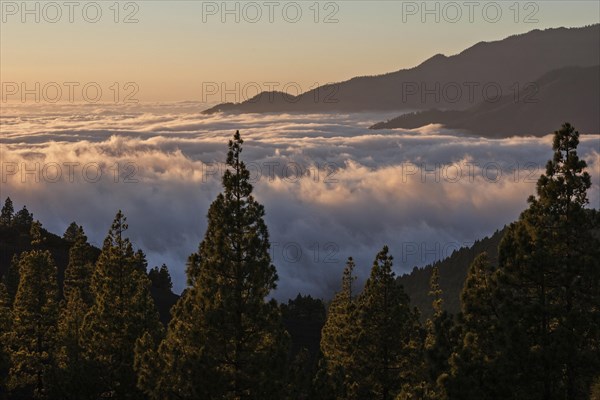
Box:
[370,65,600,137]
[202,24,600,115]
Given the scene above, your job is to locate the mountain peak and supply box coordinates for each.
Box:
[202,24,599,115]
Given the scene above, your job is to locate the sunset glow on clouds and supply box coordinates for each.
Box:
[2,103,599,298]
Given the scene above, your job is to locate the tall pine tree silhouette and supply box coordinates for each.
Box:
[7,251,59,399]
[0,197,14,225]
[319,257,358,399]
[136,131,288,400]
[496,123,600,399]
[424,266,457,400]
[353,246,421,400]
[0,282,12,398]
[56,225,96,399]
[446,252,507,399]
[83,211,162,399]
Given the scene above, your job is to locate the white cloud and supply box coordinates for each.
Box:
[2,103,599,299]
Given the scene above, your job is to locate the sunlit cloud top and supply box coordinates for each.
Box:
[2,103,599,299]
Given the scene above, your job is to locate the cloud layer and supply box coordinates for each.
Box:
[2,103,599,299]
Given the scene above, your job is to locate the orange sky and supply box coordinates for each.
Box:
[1,1,598,103]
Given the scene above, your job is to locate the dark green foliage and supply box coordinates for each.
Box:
[63,225,94,305]
[12,206,33,229]
[591,377,600,400]
[283,348,314,400]
[62,222,80,243]
[148,264,173,291]
[312,356,341,400]
[133,332,160,399]
[0,201,175,327]
[280,294,327,399]
[398,229,505,319]
[1,123,598,399]
[7,250,59,399]
[446,253,506,399]
[424,267,457,399]
[136,288,203,399]
[493,123,600,399]
[136,131,289,399]
[0,206,91,296]
[0,198,14,226]
[56,287,94,400]
[320,257,357,399]
[281,294,327,323]
[83,211,163,399]
[445,124,600,400]
[147,265,178,325]
[184,252,201,286]
[133,249,148,274]
[281,293,326,366]
[3,256,20,306]
[29,221,45,246]
[55,225,96,399]
[0,282,12,397]
[353,247,422,400]
[0,202,177,398]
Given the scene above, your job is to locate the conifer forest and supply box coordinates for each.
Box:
[1,125,599,399]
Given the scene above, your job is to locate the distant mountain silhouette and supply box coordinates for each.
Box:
[370,65,600,137]
[203,25,599,114]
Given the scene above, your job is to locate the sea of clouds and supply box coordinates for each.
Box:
[1,102,599,300]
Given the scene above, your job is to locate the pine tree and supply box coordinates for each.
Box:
[283,348,313,400]
[133,258,204,400]
[2,256,20,306]
[320,257,358,399]
[7,250,59,399]
[56,288,94,400]
[134,286,202,400]
[63,225,94,305]
[83,211,163,399]
[0,282,12,398]
[133,331,161,398]
[0,197,14,225]
[495,123,600,399]
[424,266,456,400]
[312,356,340,400]
[30,220,45,246]
[148,264,173,291]
[136,131,289,399]
[55,225,96,399]
[185,252,201,286]
[63,222,80,243]
[591,377,600,400]
[353,246,421,400]
[281,293,326,377]
[134,249,148,274]
[12,206,33,228]
[446,253,507,399]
